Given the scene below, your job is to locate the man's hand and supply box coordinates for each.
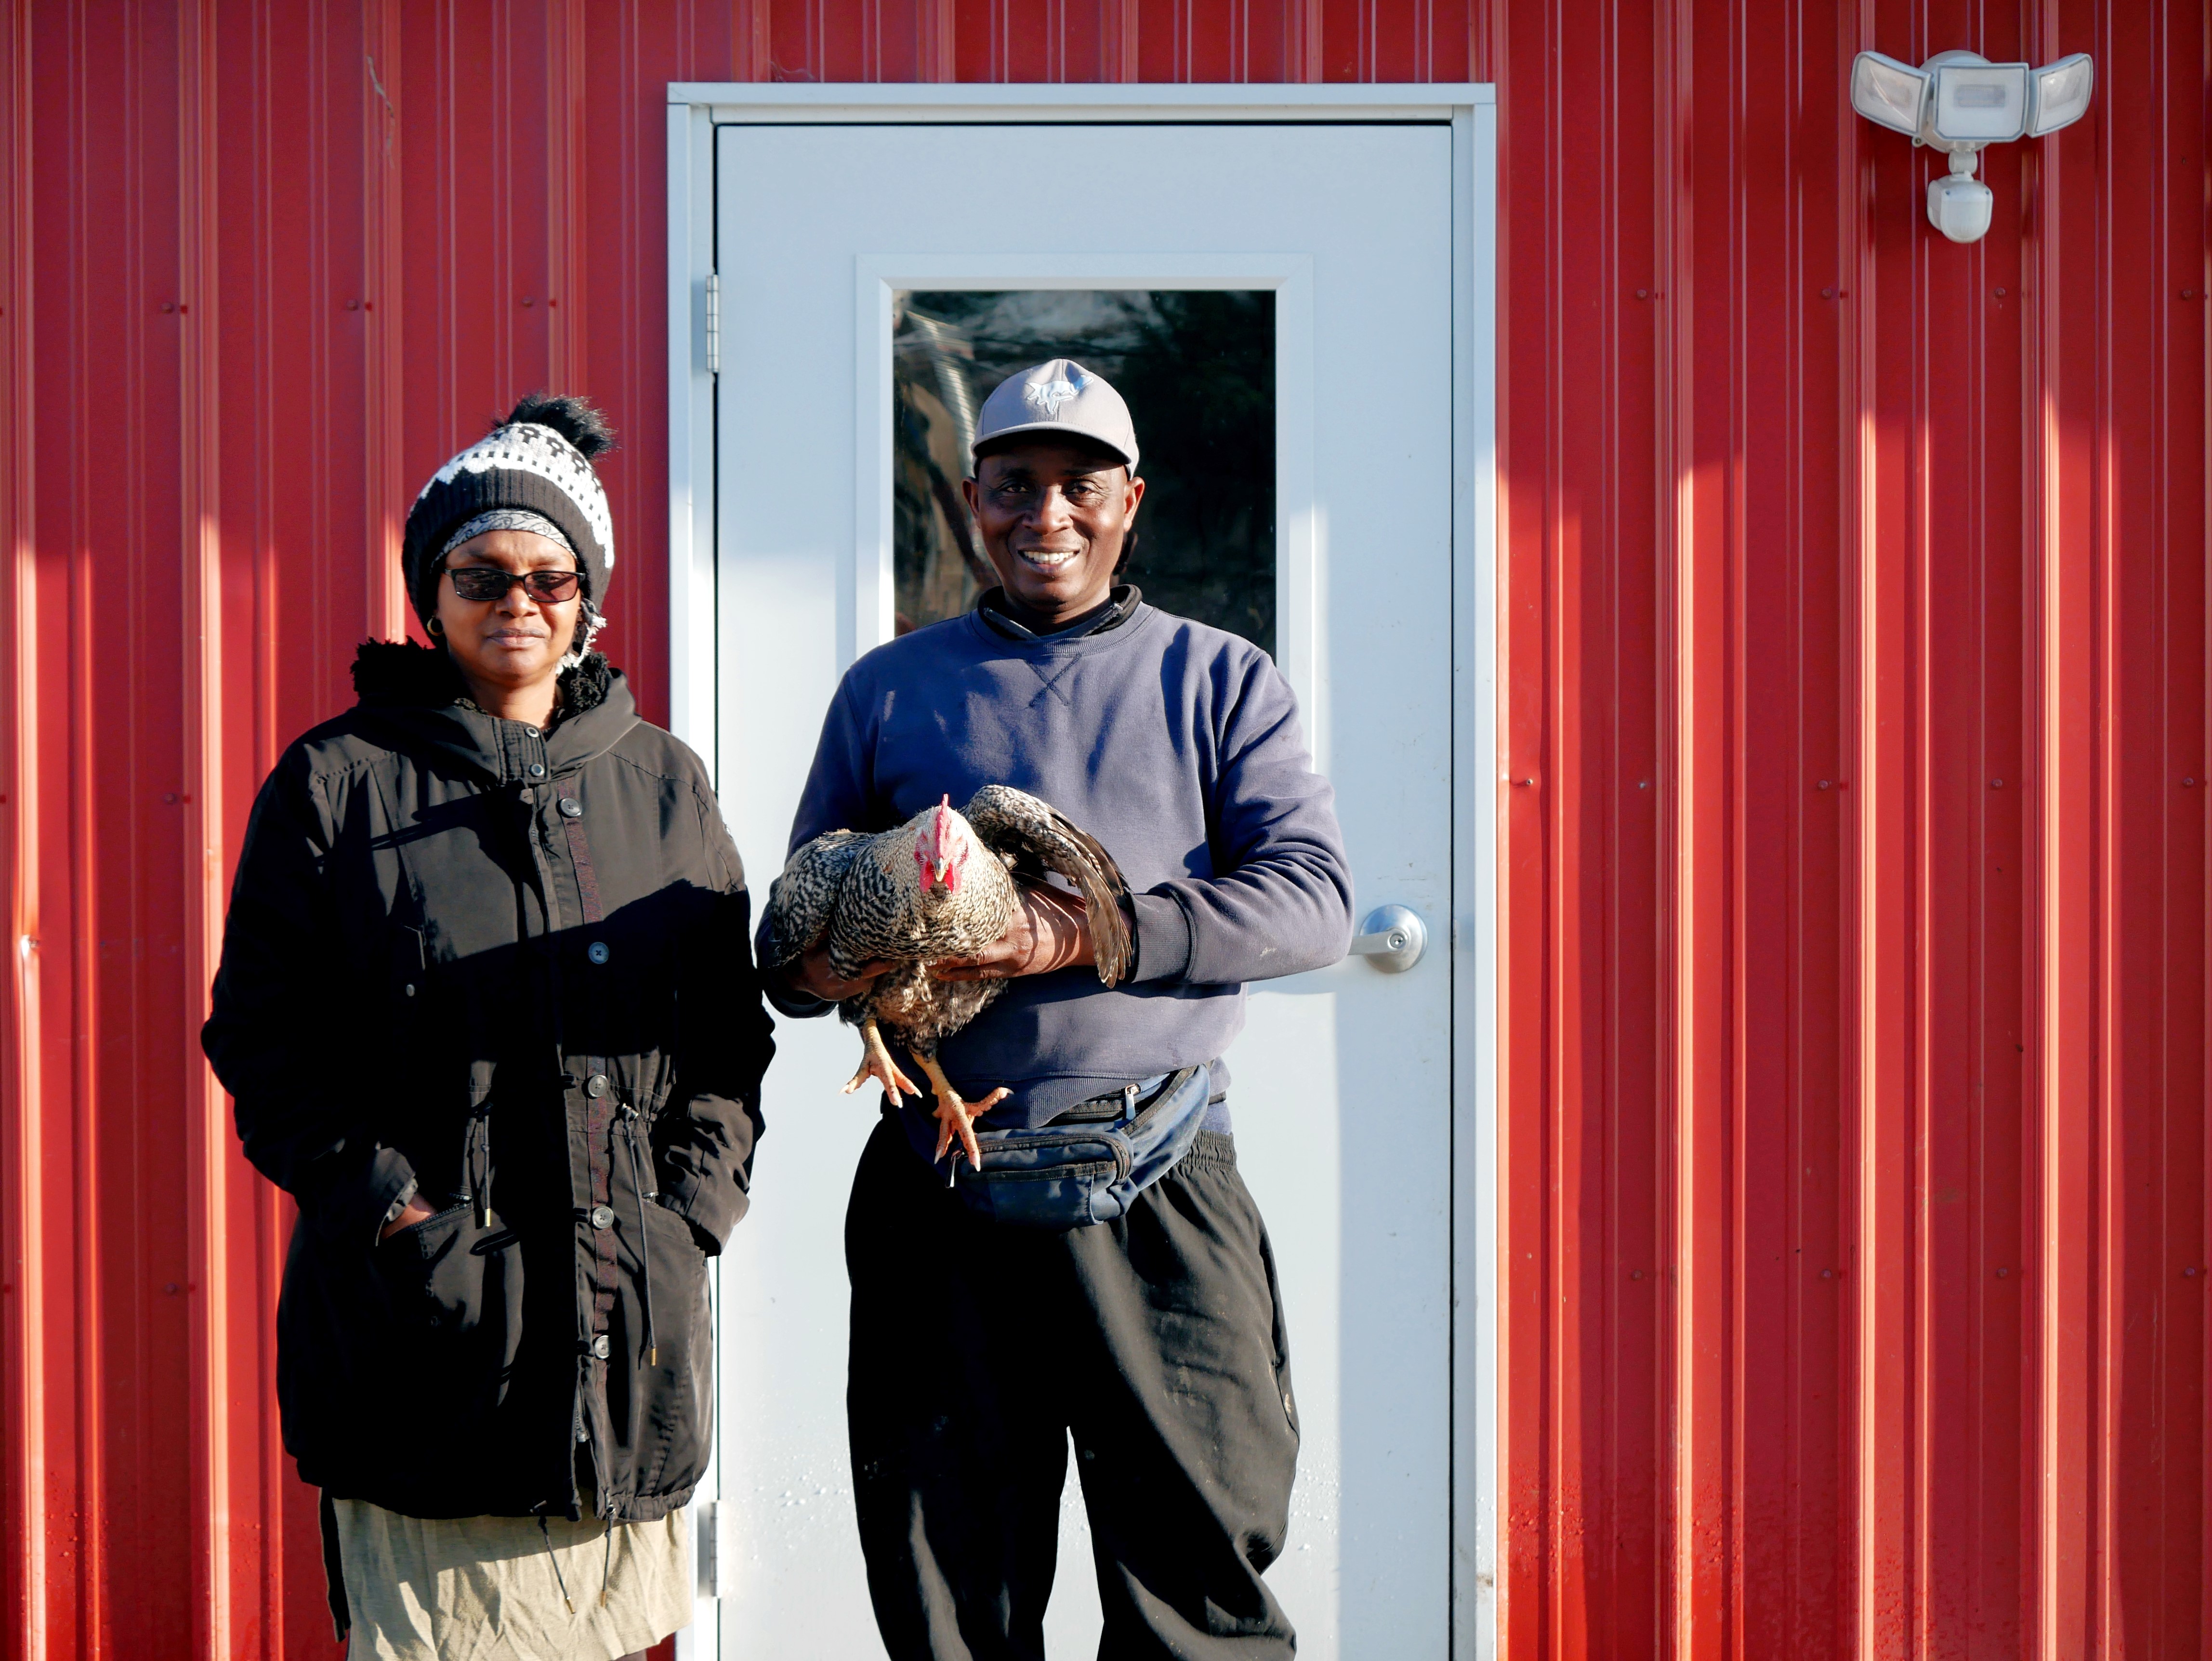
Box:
[934,884,1094,982]
[785,944,895,1003]
[379,1198,437,1240]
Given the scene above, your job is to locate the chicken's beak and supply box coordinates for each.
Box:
[931,857,950,887]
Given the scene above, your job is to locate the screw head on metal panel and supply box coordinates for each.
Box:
[1993,287,2006,297]
[1635,288,1649,300]
[160,302,175,313]
[1821,286,1835,299]
[522,295,536,307]
[347,299,360,310]
[1996,1266,2009,1278]
[1816,779,1831,790]
[2185,1266,2198,1278]
[2184,778,2198,787]
[1821,1268,1834,1278]
[1990,778,2003,788]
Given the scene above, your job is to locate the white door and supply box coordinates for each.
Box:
[699,109,1475,1659]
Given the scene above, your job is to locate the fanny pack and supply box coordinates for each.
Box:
[936,1065,1213,1229]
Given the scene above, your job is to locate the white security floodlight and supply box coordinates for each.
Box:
[2028,54,2094,135]
[1850,46,2094,244]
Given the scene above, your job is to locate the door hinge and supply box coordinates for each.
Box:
[703,271,721,377]
[696,1499,734,1599]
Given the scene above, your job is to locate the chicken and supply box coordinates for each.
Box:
[763,786,1132,1167]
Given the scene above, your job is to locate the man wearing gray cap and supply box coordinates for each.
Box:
[768,359,1351,1658]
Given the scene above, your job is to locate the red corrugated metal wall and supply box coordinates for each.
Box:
[0,2,2202,1657]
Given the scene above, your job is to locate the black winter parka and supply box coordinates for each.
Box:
[202,642,772,1523]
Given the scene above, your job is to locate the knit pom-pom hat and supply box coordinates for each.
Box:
[401,393,617,633]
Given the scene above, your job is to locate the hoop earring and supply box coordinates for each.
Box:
[426,616,444,637]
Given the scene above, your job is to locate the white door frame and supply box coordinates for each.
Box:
[665,82,1500,1660]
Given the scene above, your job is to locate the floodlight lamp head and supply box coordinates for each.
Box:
[1850,47,2094,244]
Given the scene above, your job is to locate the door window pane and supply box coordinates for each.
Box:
[893,290,1276,656]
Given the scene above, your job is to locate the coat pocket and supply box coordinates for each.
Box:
[629,1198,712,1498]
[370,1203,527,1414]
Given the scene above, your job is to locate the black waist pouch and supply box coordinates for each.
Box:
[936,1066,1212,1229]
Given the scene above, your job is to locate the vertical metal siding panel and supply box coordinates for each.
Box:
[2089,1,2148,1648]
[1734,0,1839,1652]
[1789,4,1849,1647]
[0,7,42,1659]
[1493,0,1555,1655]
[111,10,201,1658]
[2150,4,2211,1645]
[175,0,242,1650]
[2027,5,2099,1652]
[1557,0,1664,1652]
[1664,0,1732,1652]
[1846,3,1917,1650]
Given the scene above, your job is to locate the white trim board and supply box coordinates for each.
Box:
[670,80,1492,120]
[665,85,1499,1661]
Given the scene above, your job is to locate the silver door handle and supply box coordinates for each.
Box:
[1348,905,1426,974]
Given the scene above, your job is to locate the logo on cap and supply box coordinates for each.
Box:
[1023,368,1086,419]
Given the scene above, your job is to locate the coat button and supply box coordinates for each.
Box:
[558,797,583,818]
[591,1334,610,1359]
[527,762,546,778]
[586,1072,608,1098]
[587,941,610,965]
[590,1204,615,1229]
[403,983,416,998]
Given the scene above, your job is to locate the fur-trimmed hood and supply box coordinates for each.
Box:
[346,639,636,785]
[350,637,616,717]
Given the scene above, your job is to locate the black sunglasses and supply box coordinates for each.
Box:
[442,564,581,604]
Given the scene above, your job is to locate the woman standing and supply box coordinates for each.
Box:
[203,395,773,1660]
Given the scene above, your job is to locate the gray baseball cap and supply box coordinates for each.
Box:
[970,359,1140,472]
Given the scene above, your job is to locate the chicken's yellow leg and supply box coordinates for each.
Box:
[914,1051,1011,1170]
[843,1017,920,1105]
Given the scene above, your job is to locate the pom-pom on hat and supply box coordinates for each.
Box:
[401,393,617,629]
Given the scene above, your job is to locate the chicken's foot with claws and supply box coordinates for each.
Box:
[843,1017,920,1105]
[915,1051,1010,1171]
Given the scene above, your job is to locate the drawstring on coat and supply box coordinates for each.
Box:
[538,1515,576,1613]
[622,1106,658,1366]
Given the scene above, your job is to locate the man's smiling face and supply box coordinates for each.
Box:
[962,438,1146,626]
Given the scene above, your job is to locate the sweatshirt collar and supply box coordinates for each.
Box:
[976,583,1142,643]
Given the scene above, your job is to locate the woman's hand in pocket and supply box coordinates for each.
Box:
[379,1197,438,1240]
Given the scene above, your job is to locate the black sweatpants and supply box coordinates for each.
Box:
[845,1118,1301,1661]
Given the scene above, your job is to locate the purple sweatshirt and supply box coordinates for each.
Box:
[764,599,1353,1132]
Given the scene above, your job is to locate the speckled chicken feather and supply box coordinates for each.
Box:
[763,785,1132,1060]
